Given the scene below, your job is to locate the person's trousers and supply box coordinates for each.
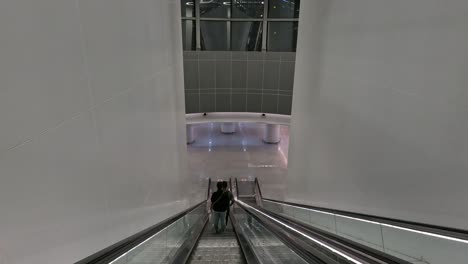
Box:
[225,208,230,225]
[213,211,227,233]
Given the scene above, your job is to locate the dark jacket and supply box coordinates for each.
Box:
[211,190,230,212]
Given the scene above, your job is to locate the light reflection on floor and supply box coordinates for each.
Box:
[187,122,289,200]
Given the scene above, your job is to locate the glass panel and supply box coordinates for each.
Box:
[231,21,263,51]
[166,219,188,260]
[267,21,298,52]
[200,0,230,18]
[233,205,308,264]
[261,200,468,264]
[268,0,300,18]
[126,229,168,264]
[123,203,207,264]
[182,20,196,51]
[232,0,264,18]
[181,0,195,17]
[200,21,229,51]
[237,180,255,196]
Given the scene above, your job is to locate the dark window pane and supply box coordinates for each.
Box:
[232,0,264,18]
[231,22,262,51]
[268,0,300,18]
[182,20,196,50]
[200,0,230,18]
[181,0,195,17]
[200,21,229,51]
[267,22,298,52]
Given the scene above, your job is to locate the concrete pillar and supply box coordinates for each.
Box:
[186,124,195,144]
[263,124,281,144]
[221,122,236,134]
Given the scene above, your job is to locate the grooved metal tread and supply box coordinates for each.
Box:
[187,222,246,264]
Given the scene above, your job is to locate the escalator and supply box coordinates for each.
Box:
[183,182,309,264]
[187,221,245,264]
[77,179,412,264]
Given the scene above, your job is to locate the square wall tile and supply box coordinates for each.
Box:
[248,52,264,61]
[265,52,281,61]
[263,61,280,91]
[199,61,215,88]
[279,90,293,96]
[248,89,263,94]
[200,88,215,94]
[278,95,292,115]
[232,61,247,89]
[280,52,296,62]
[200,94,215,113]
[262,94,278,114]
[185,94,199,113]
[198,51,216,60]
[216,88,230,93]
[215,51,231,60]
[231,52,248,60]
[183,60,199,90]
[246,94,262,113]
[247,61,264,90]
[279,61,295,91]
[216,94,231,112]
[232,94,247,112]
[216,61,231,89]
[183,51,198,60]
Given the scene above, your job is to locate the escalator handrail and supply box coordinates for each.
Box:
[235,178,240,199]
[262,198,468,241]
[207,178,212,200]
[254,177,468,241]
[235,200,335,264]
[76,200,207,264]
[247,201,408,264]
[254,178,263,198]
[172,215,210,264]
[229,212,261,264]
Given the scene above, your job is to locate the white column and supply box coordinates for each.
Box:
[263,124,281,144]
[220,122,236,134]
[186,124,195,144]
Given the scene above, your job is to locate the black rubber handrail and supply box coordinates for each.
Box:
[173,180,258,264]
[229,211,261,264]
[235,178,240,199]
[207,178,212,200]
[263,197,468,241]
[254,178,263,198]
[249,202,409,264]
[255,177,468,240]
[172,215,210,264]
[75,201,207,264]
[235,201,334,264]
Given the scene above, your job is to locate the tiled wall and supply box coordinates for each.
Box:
[183,51,296,115]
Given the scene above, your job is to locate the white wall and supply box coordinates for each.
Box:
[0,0,204,263]
[287,0,468,230]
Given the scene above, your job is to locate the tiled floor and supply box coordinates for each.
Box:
[187,122,290,200]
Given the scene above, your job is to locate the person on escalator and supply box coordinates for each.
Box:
[222,181,234,225]
[210,181,230,234]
